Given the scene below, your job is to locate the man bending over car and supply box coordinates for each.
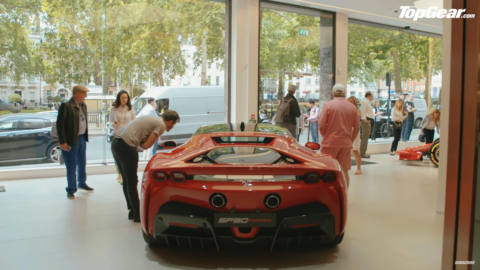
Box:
[111,110,180,222]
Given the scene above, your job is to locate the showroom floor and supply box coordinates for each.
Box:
[0,154,443,270]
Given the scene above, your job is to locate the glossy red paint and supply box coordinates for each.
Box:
[395,143,434,161]
[140,132,347,239]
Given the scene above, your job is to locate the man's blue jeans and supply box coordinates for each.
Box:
[152,137,160,155]
[310,122,319,143]
[62,134,87,193]
[402,120,414,141]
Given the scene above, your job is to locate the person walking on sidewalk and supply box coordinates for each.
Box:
[303,99,319,143]
[111,110,180,222]
[402,94,417,141]
[360,92,374,158]
[56,85,94,199]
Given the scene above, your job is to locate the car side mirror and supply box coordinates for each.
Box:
[162,141,177,149]
[305,142,320,151]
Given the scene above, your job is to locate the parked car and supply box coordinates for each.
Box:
[0,100,13,111]
[37,110,58,116]
[0,114,61,163]
[140,123,346,250]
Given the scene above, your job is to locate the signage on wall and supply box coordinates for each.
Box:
[298,29,309,36]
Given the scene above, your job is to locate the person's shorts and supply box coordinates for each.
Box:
[320,147,351,172]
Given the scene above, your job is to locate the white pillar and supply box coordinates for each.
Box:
[436,0,452,214]
[335,13,348,87]
[230,0,259,124]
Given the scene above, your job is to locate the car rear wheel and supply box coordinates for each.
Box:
[142,230,158,246]
[47,144,62,163]
[414,118,422,128]
[428,141,440,167]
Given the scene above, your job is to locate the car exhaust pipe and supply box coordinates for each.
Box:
[264,193,281,209]
[210,193,227,208]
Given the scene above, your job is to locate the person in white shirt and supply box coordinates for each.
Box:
[136,97,159,160]
[109,90,136,184]
[370,99,383,142]
[360,92,374,158]
[303,100,319,143]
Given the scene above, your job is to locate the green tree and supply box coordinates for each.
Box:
[52,95,62,103]
[260,9,321,101]
[348,24,442,97]
[0,1,43,85]
[8,94,22,104]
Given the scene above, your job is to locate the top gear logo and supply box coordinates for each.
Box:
[399,6,475,21]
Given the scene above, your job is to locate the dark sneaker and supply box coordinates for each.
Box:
[78,184,94,191]
[128,210,134,220]
[67,192,75,199]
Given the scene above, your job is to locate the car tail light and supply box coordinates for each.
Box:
[322,172,337,183]
[303,172,321,184]
[170,171,186,183]
[154,171,167,181]
[303,172,337,184]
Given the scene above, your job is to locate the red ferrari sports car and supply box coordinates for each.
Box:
[140,123,347,251]
[395,138,440,167]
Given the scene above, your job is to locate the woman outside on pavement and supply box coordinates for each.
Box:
[390,99,408,155]
[112,110,180,222]
[109,90,136,185]
[371,99,383,142]
[421,109,441,144]
[347,96,362,175]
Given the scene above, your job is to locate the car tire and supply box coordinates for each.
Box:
[47,144,62,163]
[328,232,345,247]
[142,230,158,246]
[428,141,440,167]
[414,118,422,128]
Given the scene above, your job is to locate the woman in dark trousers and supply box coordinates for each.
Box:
[390,99,408,155]
[421,109,440,144]
[370,99,383,142]
[111,110,180,222]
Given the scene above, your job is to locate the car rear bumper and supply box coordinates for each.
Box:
[150,201,336,251]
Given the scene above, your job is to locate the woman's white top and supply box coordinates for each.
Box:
[109,105,136,135]
[392,109,405,122]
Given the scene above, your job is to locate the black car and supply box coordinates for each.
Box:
[0,114,61,163]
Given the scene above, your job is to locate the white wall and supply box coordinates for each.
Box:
[436,0,452,214]
[230,0,259,123]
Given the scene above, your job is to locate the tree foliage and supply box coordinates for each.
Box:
[348,24,442,95]
[260,9,321,100]
[1,0,227,92]
[0,0,42,85]
[8,94,22,103]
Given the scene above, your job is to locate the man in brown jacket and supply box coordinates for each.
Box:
[56,85,94,199]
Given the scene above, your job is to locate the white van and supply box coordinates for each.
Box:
[132,86,225,145]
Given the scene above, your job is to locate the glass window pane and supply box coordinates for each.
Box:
[348,22,442,144]
[259,3,333,144]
